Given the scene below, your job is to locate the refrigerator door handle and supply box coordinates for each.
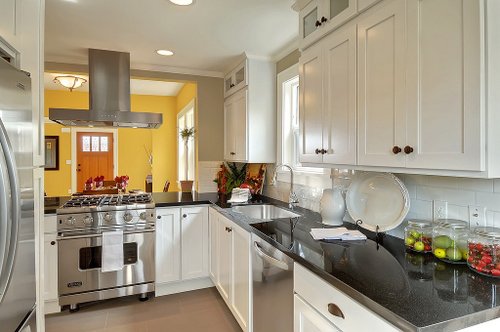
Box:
[0,118,21,304]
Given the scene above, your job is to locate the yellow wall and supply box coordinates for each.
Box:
[176,83,197,113]
[44,90,179,196]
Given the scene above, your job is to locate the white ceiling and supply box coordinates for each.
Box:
[45,0,298,76]
[44,72,185,96]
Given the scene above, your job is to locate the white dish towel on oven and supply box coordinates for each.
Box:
[101,230,124,272]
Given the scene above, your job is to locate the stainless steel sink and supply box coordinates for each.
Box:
[231,204,301,221]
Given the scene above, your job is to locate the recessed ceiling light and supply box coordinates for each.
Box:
[156,49,174,56]
[169,0,193,5]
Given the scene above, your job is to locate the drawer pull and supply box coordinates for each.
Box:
[327,303,345,319]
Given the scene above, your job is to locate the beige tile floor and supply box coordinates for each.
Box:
[46,287,242,332]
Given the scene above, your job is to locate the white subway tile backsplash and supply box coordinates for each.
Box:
[475,192,500,212]
[457,178,494,192]
[409,200,433,220]
[416,186,475,206]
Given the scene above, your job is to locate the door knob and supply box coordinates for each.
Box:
[392,146,402,154]
[321,16,328,23]
[51,241,56,245]
[404,146,414,154]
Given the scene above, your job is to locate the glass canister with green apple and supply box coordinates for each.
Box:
[404,220,433,253]
[432,219,469,264]
[467,227,500,278]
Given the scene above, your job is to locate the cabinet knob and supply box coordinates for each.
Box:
[230,152,236,155]
[327,303,345,319]
[157,215,161,219]
[51,241,56,245]
[225,227,232,232]
[315,148,321,155]
[315,20,322,27]
[230,83,235,88]
[321,16,328,23]
[404,146,414,154]
[392,146,402,154]
[321,149,327,154]
[183,214,187,218]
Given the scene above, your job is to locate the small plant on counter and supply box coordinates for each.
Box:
[114,175,129,191]
[94,175,105,188]
[84,177,93,191]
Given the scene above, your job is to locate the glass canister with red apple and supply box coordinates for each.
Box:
[404,220,433,253]
[467,227,500,278]
[432,219,469,264]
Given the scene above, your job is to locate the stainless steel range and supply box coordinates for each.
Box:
[56,193,156,311]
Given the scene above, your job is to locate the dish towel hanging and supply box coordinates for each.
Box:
[101,230,124,272]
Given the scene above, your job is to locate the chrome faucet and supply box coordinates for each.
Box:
[271,164,299,208]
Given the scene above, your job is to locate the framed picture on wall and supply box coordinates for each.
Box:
[45,136,59,170]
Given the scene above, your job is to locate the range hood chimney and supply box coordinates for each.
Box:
[49,49,162,128]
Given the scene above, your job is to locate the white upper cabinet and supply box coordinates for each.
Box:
[299,24,357,165]
[0,0,18,49]
[299,0,357,49]
[224,56,276,163]
[405,0,483,171]
[357,0,406,168]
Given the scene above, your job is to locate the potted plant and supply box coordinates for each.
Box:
[179,127,195,192]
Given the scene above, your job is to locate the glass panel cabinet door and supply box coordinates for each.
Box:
[225,76,233,92]
[330,0,349,19]
[303,6,319,38]
[234,66,245,86]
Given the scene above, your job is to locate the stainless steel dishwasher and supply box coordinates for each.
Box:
[252,233,294,332]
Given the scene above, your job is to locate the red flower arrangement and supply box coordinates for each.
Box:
[114,175,129,191]
[94,175,105,188]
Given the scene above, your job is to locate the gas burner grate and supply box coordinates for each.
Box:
[63,196,104,208]
[100,193,153,206]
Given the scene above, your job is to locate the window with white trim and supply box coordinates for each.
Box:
[178,102,195,181]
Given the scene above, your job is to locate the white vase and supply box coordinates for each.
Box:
[320,188,345,226]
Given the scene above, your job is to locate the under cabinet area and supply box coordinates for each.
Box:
[155,206,210,296]
[294,263,399,332]
[224,56,276,163]
[209,207,252,332]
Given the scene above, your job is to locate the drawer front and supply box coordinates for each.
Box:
[294,263,399,332]
[45,215,57,234]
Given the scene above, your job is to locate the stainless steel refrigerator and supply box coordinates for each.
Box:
[0,57,37,331]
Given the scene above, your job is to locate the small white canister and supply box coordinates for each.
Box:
[320,187,345,226]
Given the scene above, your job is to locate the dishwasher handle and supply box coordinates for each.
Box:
[253,241,290,271]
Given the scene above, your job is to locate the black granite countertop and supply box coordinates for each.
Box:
[44,192,500,331]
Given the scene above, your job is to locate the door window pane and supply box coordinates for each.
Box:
[92,136,99,151]
[82,136,91,152]
[100,136,109,152]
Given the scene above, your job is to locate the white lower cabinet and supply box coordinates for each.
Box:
[294,263,399,332]
[155,206,210,296]
[209,207,252,332]
[43,215,60,314]
[294,294,339,332]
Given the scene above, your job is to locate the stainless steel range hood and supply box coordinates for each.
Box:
[49,49,162,128]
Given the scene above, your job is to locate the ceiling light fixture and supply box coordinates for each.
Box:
[156,49,174,56]
[169,0,193,5]
[53,75,87,92]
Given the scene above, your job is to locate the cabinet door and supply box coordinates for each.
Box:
[224,97,236,160]
[322,24,357,165]
[226,89,248,162]
[357,0,406,167]
[406,0,483,171]
[155,208,181,284]
[181,206,209,280]
[294,295,340,332]
[324,0,356,28]
[217,216,232,303]
[231,224,251,331]
[43,234,58,303]
[208,208,218,283]
[299,1,322,46]
[0,0,18,47]
[299,43,324,163]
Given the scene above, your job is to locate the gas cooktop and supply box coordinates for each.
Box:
[57,193,154,214]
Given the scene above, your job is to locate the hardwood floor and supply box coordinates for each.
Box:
[46,287,242,332]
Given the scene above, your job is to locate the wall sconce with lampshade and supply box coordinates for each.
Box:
[53,75,87,92]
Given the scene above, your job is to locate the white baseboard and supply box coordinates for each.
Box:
[44,300,61,315]
[155,277,214,297]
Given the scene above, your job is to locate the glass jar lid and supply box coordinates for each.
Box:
[473,227,500,239]
[435,219,468,229]
[407,219,432,227]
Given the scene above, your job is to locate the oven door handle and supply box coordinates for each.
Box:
[58,228,155,240]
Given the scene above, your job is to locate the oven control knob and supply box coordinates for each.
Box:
[123,212,133,223]
[104,213,112,223]
[83,216,93,225]
[139,212,147,220]
[66,216,76,226]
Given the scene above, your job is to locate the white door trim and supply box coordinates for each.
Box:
[177,99,197,186]
[71,128,118,193]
